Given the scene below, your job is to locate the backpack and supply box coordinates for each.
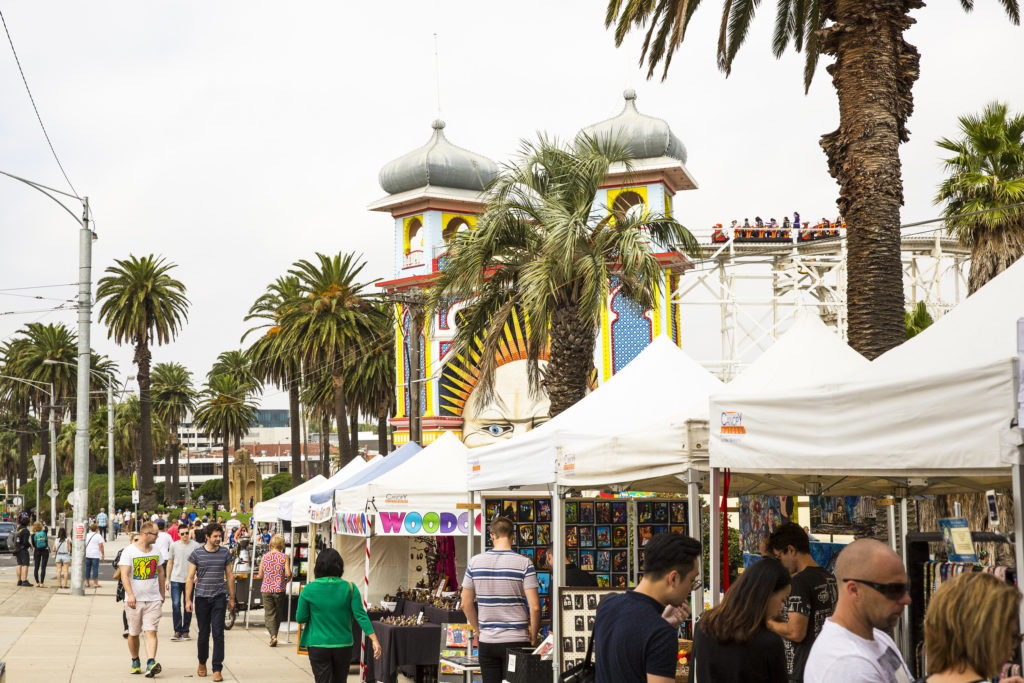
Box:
[34,530,47,549]
[7,527,19,551]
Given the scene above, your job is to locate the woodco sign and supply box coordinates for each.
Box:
[374,509,484,536]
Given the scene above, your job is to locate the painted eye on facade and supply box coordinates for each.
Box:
[486,423,512,437]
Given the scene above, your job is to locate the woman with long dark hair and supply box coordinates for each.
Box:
[690,558,790,683]
[296,548,381,683]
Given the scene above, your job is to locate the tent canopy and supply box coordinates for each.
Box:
[251,475,327,523]
[555,314,864,491]
[336,432,476,536]
[709,258,1024,492]
[468,336,723,491]
[308,441,423,506]
[288,456,372,526]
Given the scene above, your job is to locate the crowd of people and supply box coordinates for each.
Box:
[460,516,1024,683]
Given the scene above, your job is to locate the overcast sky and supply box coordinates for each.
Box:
[0,1,1020,409]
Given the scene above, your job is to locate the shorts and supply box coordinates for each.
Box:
[125,600,163,636]
[14,548,30,566]
[56,552,71,564]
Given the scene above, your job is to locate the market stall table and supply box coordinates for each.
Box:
[423,604,466,625]
[365,621,442,683]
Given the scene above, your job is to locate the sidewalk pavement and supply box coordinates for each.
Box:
[0,531,318,681]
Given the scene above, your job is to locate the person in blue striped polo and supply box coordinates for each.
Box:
[461,516,541,683]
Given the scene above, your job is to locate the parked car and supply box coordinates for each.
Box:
[0,521,15,552]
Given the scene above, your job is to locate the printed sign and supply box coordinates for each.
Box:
[131,490,140,504]
[939,517,978,562]
[719,410,746,442]
[374,510,483,536]
[74,523,85,540]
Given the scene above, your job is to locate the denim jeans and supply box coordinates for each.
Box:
[85,557,99,580]
[170,581,191,635]
[195,593,227,672]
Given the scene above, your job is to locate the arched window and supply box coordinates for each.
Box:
[443,216,470,243]
[405,217,422,254]
[612,191,646,222]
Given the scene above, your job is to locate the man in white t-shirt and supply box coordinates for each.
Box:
[119,521,167,678]
[224,512,241,537]
[804,539,912,683]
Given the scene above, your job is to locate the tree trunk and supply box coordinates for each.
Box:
[545,303,597,417]
[289,381,302,486]
[332,367,353,470]
[377,406,389,456]
[818,0,921,360]
[320,412,330,476]
[349,410,359,460]
[136,339,158,511]
[221,429,230,504]
[967,224,1024,294]
[18,404,29,485]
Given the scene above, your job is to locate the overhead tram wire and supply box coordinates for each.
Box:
[0,8,79,197]
[0,283,77,292]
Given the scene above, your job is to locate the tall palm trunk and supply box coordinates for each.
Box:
[320,412,330,476]
[819,0,921,360]
[289,381,302,486]
[349,411,359,460]
[331,365,353,470]
[545,303,597,418]
[136,338,157,510]
[377,402,389,456]
[17,404,29,485]
[221,428,230,502]
[167,419,180,504]
[968,226,1024,294]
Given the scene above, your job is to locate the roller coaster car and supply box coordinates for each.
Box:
[734,227,792,243]
[797,223,844,242]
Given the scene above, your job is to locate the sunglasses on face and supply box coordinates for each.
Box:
[847,578,908,600]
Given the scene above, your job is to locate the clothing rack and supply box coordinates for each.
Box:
[906,531,1016,678]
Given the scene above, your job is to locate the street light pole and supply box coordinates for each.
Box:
[48,381,57,531]
[107,380,114,527]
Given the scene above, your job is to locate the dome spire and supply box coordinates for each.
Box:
[581,90,687,163]
[379,119,498,195]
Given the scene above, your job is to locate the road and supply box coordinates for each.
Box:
[0,544,120,583]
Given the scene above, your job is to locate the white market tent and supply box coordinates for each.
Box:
[251,475,327,524]
[287,456,371,527]
[707,258,1024,640]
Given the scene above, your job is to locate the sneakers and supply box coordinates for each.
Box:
[182,633,191,641]
[130,658,141,674]
[170,633,181,641]
[144,661,161,678]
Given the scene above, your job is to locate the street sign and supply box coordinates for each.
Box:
[131,489,140,504]
[74,523,85,540]
[47,487,58,499]
[12,496,22,507]
[31,453,44,473]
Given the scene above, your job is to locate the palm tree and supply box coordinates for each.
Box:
[151,362,197,504]
[344,304,396,456]
[193,374,257,499]
[279,253,383,469]
[904,302,933,339]
[96,254,189,511]
[244,276,305,485]
[430,134,699,417]
[604,0,1021,359]
[209,349,263,397]
[935,101,1024,294]
[1,337,38,484]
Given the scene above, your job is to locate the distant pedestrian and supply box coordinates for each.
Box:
[14,516,31,587]
[54,527,71,589]
[804,539,912,683]
[31,521,49,587]
[97,508,109,540]
[168,519,180,542]
[185,522,235,681]
[154,519,173,563]
[255,534,292,647]
[296,548,380,683]
[114,510,122,538]
[461,516,541,683]
[691,558,790,683]
[166,526,200,641]
[919,571,1024,683]
[119,521,166,677]
[594,532,701,683]
[84,523,105,588]
[764,523,838,682]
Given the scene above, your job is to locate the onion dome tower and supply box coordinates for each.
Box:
[370,120,499,446]
[580,90,699,381]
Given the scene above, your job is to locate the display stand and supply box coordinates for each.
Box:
[557,587,619,674]
[438,623,479,683]
[906,530,1017,677]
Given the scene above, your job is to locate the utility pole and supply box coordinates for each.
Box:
[386,291,425,445]
[71,197,93,596]
[107,380,114,526]
[48,382,57,531]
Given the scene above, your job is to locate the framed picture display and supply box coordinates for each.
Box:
[484,495,554,622]
[634,498,688,583]
[564,498,632,590]
[557,587,620,672]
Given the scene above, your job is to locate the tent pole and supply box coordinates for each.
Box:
[709,468,721,606]
[285,525,295,644]
[550,485,563,683]
[1014,326,1023,663]
[886,499,897,554]
[687,471,703,632]
[899,497,910,658]
[362,534,370,682]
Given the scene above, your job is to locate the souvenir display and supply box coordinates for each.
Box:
[536,524,551,546]
[381,615,431,626]
[558,588,619,672]
[565,498,631,589]
[638,500,686,551]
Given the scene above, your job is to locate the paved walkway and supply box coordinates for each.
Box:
[0,533,319,681]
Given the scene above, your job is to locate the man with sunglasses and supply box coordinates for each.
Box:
[805,539,912,683]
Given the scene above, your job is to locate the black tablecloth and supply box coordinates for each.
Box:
[365,621,441,683]
[423,604,466,625]
[350,611,389,664]
[399,599,427,617]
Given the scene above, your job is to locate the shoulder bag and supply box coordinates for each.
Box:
[560,636,594,683]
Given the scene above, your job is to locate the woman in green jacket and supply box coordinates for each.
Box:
[297,548,381,683]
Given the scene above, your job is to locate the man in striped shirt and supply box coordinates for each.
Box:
[461,516,541,683]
